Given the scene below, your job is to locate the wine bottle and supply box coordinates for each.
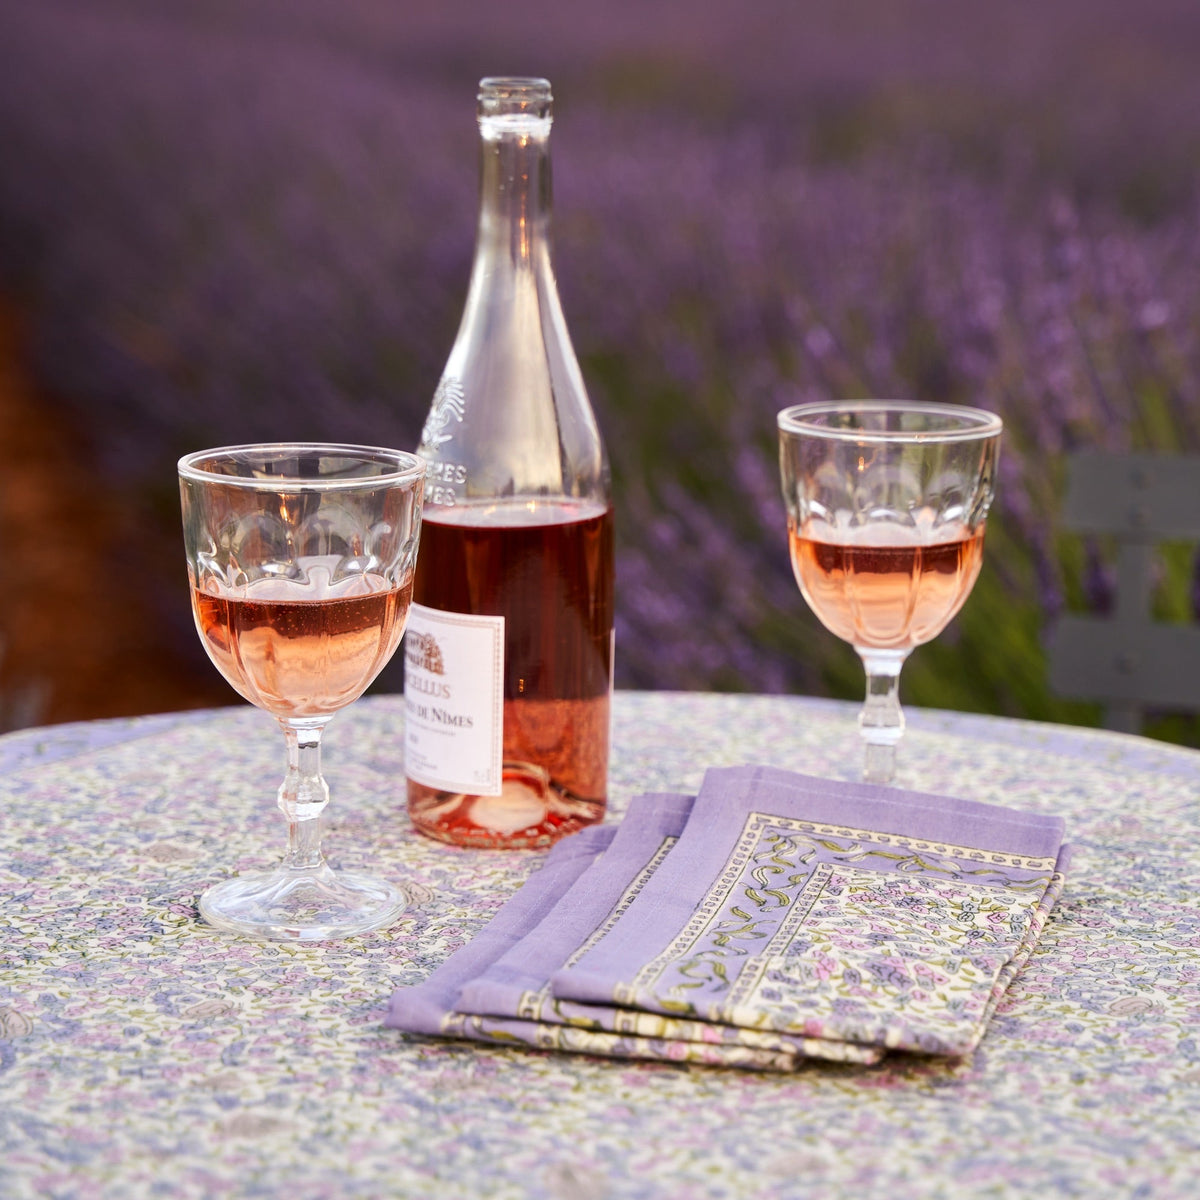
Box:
[404,77,614,849]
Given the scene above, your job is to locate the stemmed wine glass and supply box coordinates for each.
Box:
[179,443,425,940]
[777,402,1002,784]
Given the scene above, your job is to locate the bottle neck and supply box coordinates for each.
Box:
[475,118,553,267]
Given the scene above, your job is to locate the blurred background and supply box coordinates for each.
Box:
[1,0,1198,743]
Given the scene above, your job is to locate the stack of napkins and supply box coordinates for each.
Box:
[386,766,1069,1069]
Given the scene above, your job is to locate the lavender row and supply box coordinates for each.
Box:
[1,0,1198,737]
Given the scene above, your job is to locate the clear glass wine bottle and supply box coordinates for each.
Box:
[403,77,614,849]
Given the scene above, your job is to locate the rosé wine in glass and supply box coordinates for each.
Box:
[787,523,985,652]
[778,402,1001,784]
[179,443,424,941]
[192,560,413,717]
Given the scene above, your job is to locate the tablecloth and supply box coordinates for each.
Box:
[2,692,1198,1198]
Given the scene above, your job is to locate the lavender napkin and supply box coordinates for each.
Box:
[386,794,879,1069]
[387,765,1068,1066]
[553,765,1069,1057]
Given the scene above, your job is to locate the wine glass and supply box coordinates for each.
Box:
[777,402,1002,784]
[179,443,425,940]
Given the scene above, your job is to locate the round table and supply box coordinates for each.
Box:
[2,692,1197,1198]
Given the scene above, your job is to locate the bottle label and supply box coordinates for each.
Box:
[403,603,504,796]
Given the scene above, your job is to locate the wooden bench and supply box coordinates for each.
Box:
[1046,451,1200,733]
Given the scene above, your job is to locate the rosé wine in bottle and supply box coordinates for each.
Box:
[403,78,613,848]
[405,499,613,847]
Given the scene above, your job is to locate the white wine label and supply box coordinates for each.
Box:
[403,603,504,796]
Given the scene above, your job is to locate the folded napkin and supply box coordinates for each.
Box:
[387,794,877,1069]
[387,765,1069,1066]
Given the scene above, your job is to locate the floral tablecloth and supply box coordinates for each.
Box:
[2,692,1198,1199]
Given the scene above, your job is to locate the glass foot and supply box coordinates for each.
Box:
[199,864,405,942]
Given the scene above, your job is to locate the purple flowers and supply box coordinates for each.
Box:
[1,0,1198,736]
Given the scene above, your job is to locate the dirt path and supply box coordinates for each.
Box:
[0,299,229,729]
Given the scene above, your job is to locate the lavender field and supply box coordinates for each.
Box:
[2,0,1199,741]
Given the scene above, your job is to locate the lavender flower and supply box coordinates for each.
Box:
[0,0,1197,739]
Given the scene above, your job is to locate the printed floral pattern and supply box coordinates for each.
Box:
[423,822,885,1068]
[725,864,1068,1054]
[2,692,1199,1198]
[611,813,1062,1056]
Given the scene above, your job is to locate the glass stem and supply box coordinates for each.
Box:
[856,649,908,785]
[278,718,332,872]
